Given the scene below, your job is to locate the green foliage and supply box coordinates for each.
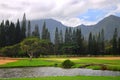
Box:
[88,32,93,53]
[62,59,74,68]
[15,19,22,43]
[21,38,53,58]
[21,13,26,39]
[27,20,31,37]
[42,21,50,41]
[0,15,25,48]
[32,24,40,38]
[0,37,53,57]
[0,44,25,57]
[112,28,118,54]
[54,27,60,54]
[118,38,120,54]
[0,59,55,68]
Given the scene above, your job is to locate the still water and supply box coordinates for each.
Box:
[0,67,120,78]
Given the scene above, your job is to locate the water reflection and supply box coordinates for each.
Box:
[0,67,120,78]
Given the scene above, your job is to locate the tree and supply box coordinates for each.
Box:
[42,21,46,39]
[41,21,50,41]
[88,32,93,54]
[27,20,31,37]
[21,38,53,60]
[97,32,101,53]
[76,28,84,55]
[92,35,98,55]
[64,27,72,44]
[45,28,51,41]
[59,30,63,44]
[9,22,16,45]
[101,29,105,53]
[32,24,40,38]
[68,27,72,43]
[97,29,105,54]
[88,32,100,55]
[118,38,120,54]
[72,29,76,44]
[47,31,51,41]
[15,19,21,43]
[21,38,41,60]
[4,20,10,45]
[54,27,60,55]
[112,28,118,54]
[65,27,69,44]
[0,21,6,47]
[21,13,26,40]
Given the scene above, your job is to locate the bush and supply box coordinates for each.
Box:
[0,44,27,57]
[62,59,74,68]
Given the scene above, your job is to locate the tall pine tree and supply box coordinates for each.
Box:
[27,20,31,37]
[15,19,21,43]
[21,13,26,40]
[118,38,120,54]
[54,27,60,55]
[4,20,10,45]
[101,29,105,53]
[65,27,69,44]
[76,28,84,55]
[88,32,93,55]
[59,30,63,44]
[9,22,16,45]
[32,24,40,38]
[0,21,6,47]
[45,28,50,41]
[112,28,118,54]
[68,27,72,43]
[42,21,46,40]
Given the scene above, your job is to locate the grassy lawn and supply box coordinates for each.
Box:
[0,58,55,68]
[0,57,120,71]
[0,76,120,80]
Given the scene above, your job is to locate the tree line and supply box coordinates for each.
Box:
[0,14,120,57]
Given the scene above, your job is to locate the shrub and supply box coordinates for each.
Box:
[54,63,58,67]
[62,59,74,68]
[0,44,26,57]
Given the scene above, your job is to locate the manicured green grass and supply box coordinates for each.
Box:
[42,58,120,71]
[0,76,120,80]
[0,59,56,68]
[0,57,120,71]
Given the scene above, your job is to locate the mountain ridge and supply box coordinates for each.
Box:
[30,15,120,41]
[77,15,120,40]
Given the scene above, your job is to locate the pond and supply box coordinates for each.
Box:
[0,67,120,78]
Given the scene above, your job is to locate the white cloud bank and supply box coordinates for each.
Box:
[0,0,120,27]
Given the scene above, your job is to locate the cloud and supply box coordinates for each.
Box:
[0,0,120,27]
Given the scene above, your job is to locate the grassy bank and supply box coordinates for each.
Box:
[0,57,120,71]
[0,76,120,80]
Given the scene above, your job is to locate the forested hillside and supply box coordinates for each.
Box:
[0,14,120,57]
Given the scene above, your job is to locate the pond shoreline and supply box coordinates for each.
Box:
[0,67,120,78]
[0,65,119,72]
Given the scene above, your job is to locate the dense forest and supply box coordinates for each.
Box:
[0,14,120,57]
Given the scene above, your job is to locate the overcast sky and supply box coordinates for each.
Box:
[0,0,120,27]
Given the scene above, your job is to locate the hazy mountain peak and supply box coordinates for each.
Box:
[108,15,120,18]
[30,15,120,41]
